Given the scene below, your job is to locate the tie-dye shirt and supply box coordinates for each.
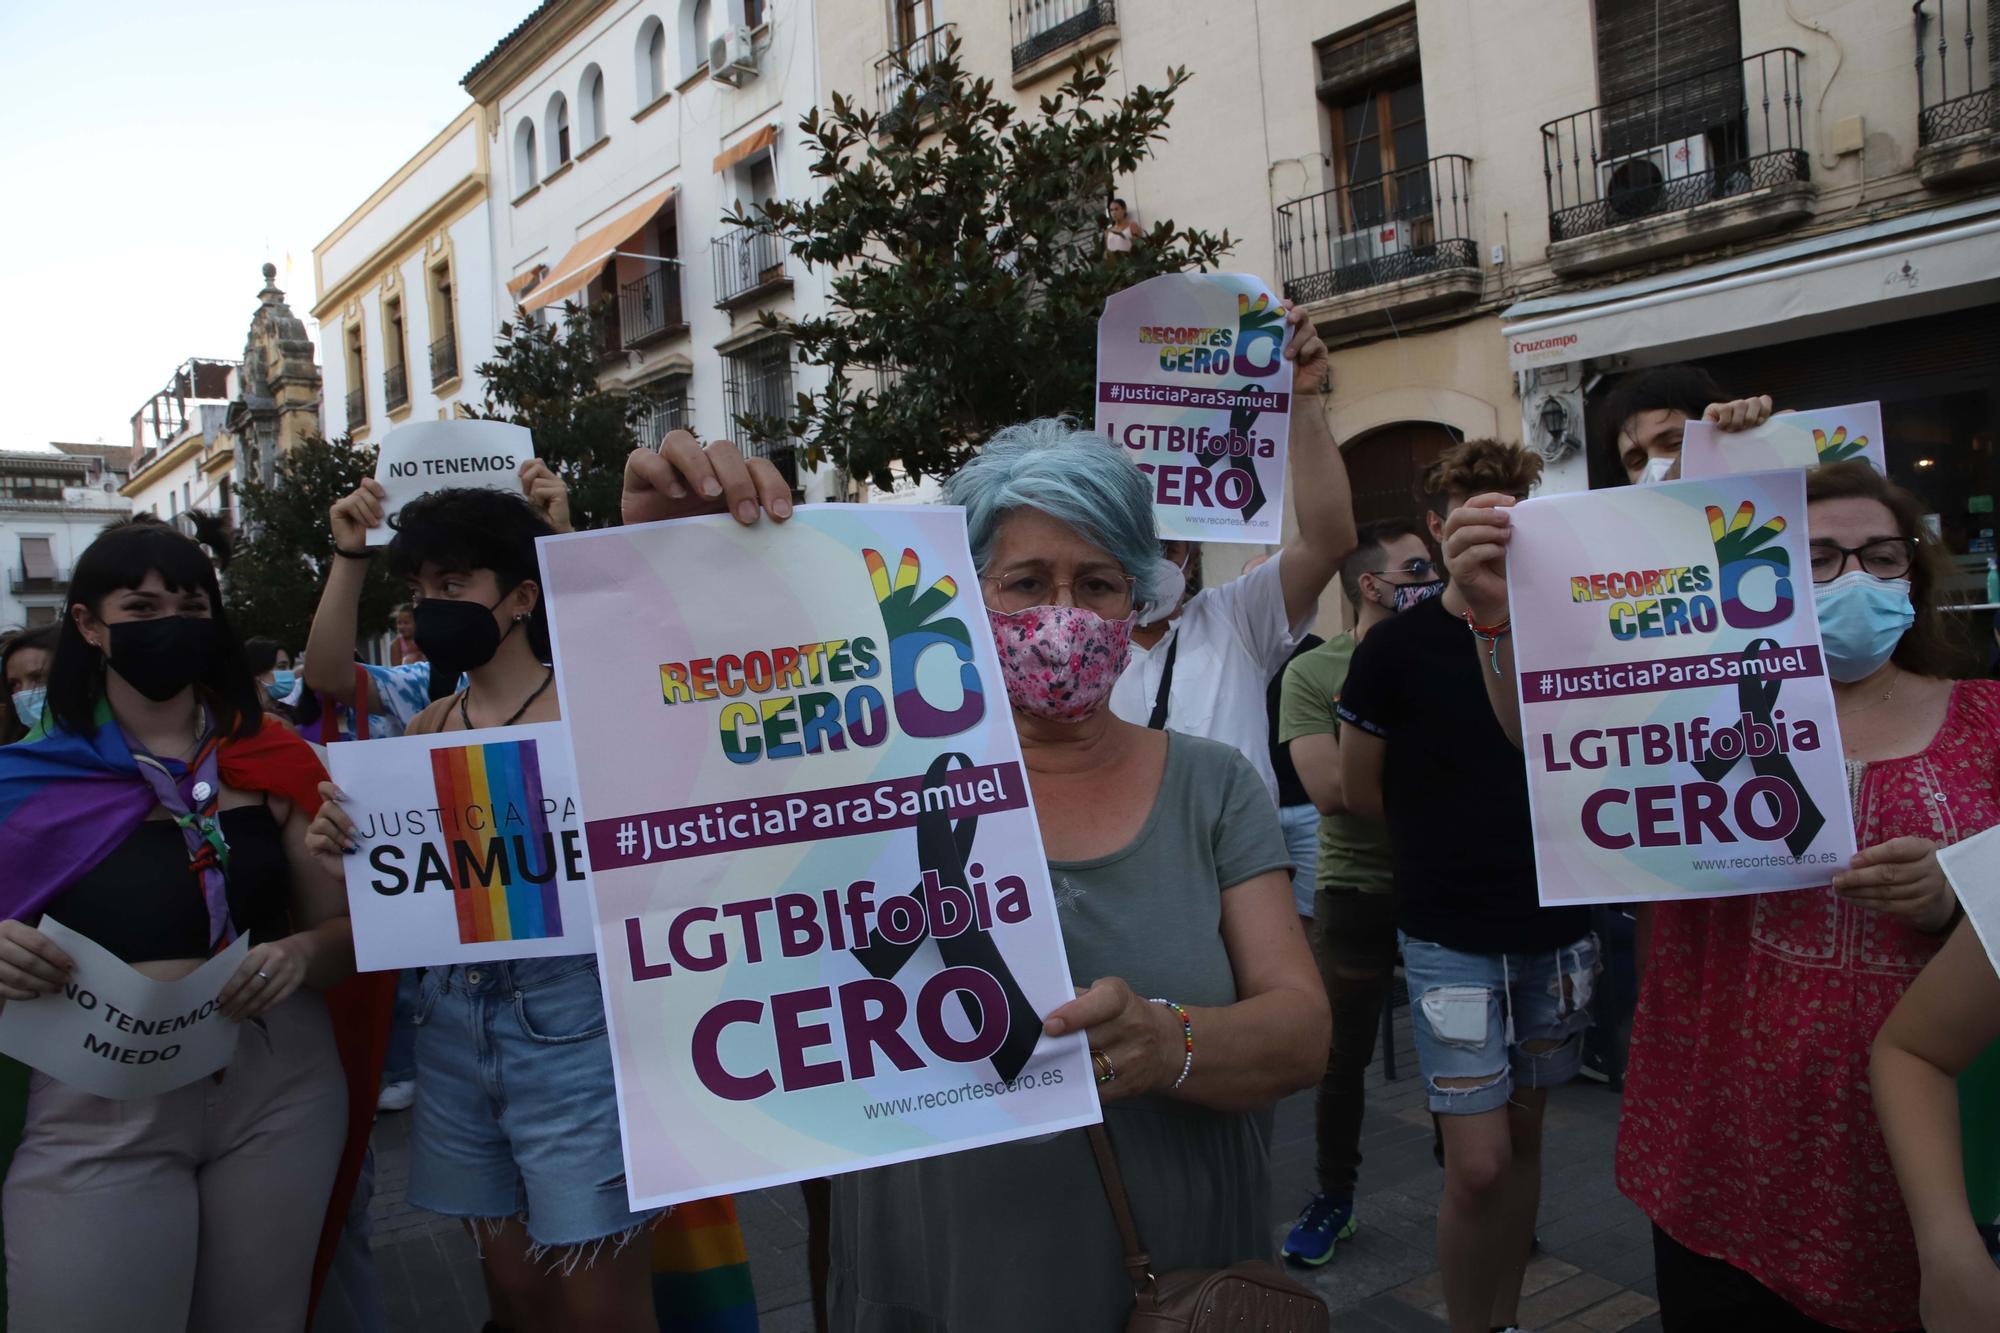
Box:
[361,662,435,737]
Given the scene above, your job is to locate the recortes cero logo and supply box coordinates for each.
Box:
[1567,498,1795,642]
[1134,291,1286,380]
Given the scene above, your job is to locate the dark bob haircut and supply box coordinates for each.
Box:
[242,637,285,677]
[1,625,60,744]
[47,517,262,740]
[1806,461,1960,680]
[387,487,555,660]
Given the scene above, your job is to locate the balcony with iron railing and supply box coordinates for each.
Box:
[724,351,799,487]
[635,394,692,452]
[876,23,955,130]
[345,387,367,431]
[384,362,410,413]
[711,225,792,309]
[1010,0,1116,78]
[10,566,69,595]
[1275,154,1481,334]
[619,264,688,348]
[1915,0,2000,187]
[430,331,459,388]
[1540,47,1813,275]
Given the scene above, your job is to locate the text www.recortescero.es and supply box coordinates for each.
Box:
[860,1067,1067,1120]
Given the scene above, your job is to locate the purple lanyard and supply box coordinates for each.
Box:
[129,721,235,953]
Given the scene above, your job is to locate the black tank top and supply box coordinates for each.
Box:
[44,806,292,963]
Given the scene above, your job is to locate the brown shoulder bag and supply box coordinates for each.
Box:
[1086,1125,1330,1333]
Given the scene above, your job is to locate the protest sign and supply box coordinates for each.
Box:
[366,420,536,546]
[328,720,598,971]
[0,919,249,1099]
[540,505,1098,1209]
[1681,402,1885,478]
[1941,824,2000,974]
[1096,272,1293,544]
[1507,470,1856,906]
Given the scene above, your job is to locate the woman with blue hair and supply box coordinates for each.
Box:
[825,417,1331,1330]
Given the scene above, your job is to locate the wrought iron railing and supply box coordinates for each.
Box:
[711,225,789,307]
[384,362,409,412]
[10,566,69,595]
[876,23,955,125]
[1010,0,1115,71]
[724,345,798,485]
[1541,47,1808,243]
[636,393,691,452]
[430,331,459,387]
[345,387,367,429]
[1275,154,1477,304]
[619,265,686,347]
[1915,0,1998,146]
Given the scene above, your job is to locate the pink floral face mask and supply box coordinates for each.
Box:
[986,604,1134,723]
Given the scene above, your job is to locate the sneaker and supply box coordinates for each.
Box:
[376,1079,416,1113]
[1280,1192,1357,1266]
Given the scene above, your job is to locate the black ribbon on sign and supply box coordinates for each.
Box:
[1691,637,1826,858]
[848,751,1044,1083]
[1190,389,1271,523]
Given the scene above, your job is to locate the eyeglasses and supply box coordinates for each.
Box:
[1372,557,1438,583]
[985,567,1137,619]
[1809,538,1916,584]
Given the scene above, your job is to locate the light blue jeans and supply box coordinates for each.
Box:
[1400,932,1597,1115]
[1279,802,1320,918]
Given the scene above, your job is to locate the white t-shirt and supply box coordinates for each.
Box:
[1108,552,1305,802]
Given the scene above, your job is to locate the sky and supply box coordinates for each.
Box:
[0,0,526,454]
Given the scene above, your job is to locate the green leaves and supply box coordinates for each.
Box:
[742,34,1230,489]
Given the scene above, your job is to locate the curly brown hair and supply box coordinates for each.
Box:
[1806,461,1960,679]
[1422,438,1544,514]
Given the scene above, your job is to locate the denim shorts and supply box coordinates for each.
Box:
[1400,931,1598,1116]
[406,955,656,1249]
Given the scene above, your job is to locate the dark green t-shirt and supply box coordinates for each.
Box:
[1277,633,1394,894]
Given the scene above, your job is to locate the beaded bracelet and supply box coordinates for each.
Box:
[1463,611,1512,676]
[1149,998,1194,1090]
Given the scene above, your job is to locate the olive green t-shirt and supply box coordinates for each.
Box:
[1277,633,1395,894]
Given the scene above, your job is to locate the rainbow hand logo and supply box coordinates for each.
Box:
[864,547,985,738]
[1813,426,1870,464]
[1706,500,1795,630]
[1232,292,1284,378]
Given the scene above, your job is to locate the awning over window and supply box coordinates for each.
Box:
[712,123,777,175]
[505,266,546,300]
[1500,197,2000,373]
[19,537,55,581]
[521,187,680,315]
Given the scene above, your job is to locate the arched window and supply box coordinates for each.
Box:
[679,0,712,81]
[636,15,666,104]
[579,64,606,145]
[513,118,538,192]
[545,93,571,171]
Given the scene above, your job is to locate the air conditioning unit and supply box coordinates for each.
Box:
[709,27,758,85]
[1332,220,1410,270]
[1598,136,1709,220]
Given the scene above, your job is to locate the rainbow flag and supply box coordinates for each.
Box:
[651,1195,761,1332]
[429,737,563,946]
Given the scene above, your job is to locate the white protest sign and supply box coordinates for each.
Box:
[1940,824,2000,977]
[1095,272,1294,545]
[328,720,597,971]
[0,919,250,1099]
[1681,402,1885,479]
[367,421,537,546]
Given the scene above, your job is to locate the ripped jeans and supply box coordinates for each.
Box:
[1399,932,1598,1116]
[406,956,658,1253]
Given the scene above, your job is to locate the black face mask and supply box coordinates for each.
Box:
[413,597,514,699]
[106,616,219,702]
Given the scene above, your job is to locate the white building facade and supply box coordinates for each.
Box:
[464,0,833,496]
[1,447,132,632]
[122,358,235,528]
[316,106,498,445]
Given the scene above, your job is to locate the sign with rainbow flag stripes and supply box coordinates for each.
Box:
[1680,401,1885,479]
[1507,469,1856,905]
[328,720,599,970]
[540,506,1100,1210]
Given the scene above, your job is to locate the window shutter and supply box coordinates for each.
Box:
[20,537,55,581]
[1593,0,1742,159]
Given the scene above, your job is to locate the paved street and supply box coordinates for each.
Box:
[372,998,1660,1332]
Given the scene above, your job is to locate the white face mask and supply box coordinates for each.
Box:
[1637,456,1675,485]
[1136,557,1186,627]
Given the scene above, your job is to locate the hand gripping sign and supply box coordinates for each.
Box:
[1506,470,1856,905]
[539,505,1097,1209]
[366,420,537,546]
[1096,273,1294,544]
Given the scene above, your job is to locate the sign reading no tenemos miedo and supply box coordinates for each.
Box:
[366,420,537,546]
[328,721,600,970]
[539,505,1099,1209]
[1507,470,1857,905]
[1096,272,1293,545]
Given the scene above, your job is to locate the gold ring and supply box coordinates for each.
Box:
[1091,1048,1116,1084]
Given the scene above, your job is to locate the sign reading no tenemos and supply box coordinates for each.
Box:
[366,420,537,546]
[539,505,1098,1209]
[1096,272,1293,545]
[1507,470,1856,905]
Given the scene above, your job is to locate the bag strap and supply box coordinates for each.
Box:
[1085,1124,1155,1299]
[1145,631,1180,731]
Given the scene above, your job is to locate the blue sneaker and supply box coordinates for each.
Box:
[1280,1192,1356,1266]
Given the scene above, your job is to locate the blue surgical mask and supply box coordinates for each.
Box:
[266,669,297,703]
[1812,571,1914,683]
[10,686,45,730]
